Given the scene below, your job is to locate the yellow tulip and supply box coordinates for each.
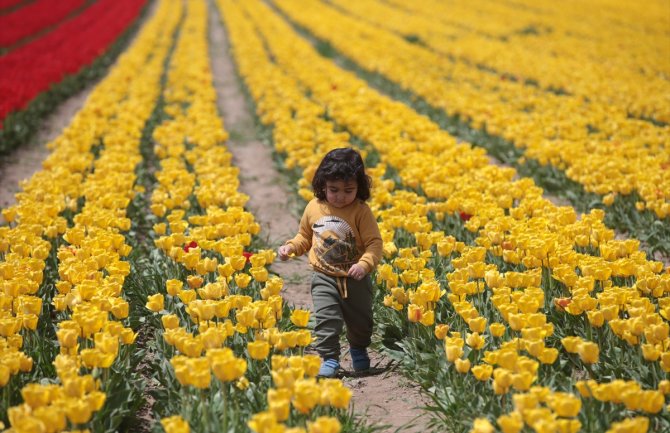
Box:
[229,255,247,271]
[604,417,649,433]
[658,380,670,394]
[250,266,269,282]
[307,416,341,433]
[555,419,581,433]
[468,317,487,333]
[400,270,420,285]
[602,193,616,206]
[161,314,180,330]
[248,411,281,433]
[586,310,604,327]
[538,348,559,364]
[471,364,493,381]
[291,310,310,327]
[56,328,79,348]
[420,309,435,326]
[20,384,51,408]
[218,263,235,279]
[65,399,92,424]
[455,358,471,374]
[320,380,352,409]
[661,352,670,372]
[466,332,486,350]
[434,324,450,340]
[269,397,290,421]
[161,416,190,433]
[489,323,506,337]
[493,368,513,392]
[145,294,164,312]
[641,344,661,361]
[296,329,312,347]
[186,275,203,289]
[211,356,247,382]
[303,355,321,377]
[235,273,252,289]
[547,392,581,417]
[497,411,523,433]
[640,390,665,414]
[577,341,599,364]
[511,371,534,391]
[248,340,271,360]
[293,379,321,414]
[561,336,581,354]
[445,343,463,362]
[407,304,423,323]
[166,279,183,296]
[469,418,494,433]
[178,289,197,304]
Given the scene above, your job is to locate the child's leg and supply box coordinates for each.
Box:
[341,275,373,349]
[311,272,344,361]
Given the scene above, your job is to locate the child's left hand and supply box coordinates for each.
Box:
[347,264,367,280]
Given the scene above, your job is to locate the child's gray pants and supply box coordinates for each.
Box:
[311,272,373,360]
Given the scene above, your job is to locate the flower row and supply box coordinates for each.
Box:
[0,0,85,48]
[2,1,182,431]
[273,0,670,222]
[338,0,670,124]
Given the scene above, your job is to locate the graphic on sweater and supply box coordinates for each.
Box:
[312,216,359,274]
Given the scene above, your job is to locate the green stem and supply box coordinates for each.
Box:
[221,382,229,433]
[201,388,209,432]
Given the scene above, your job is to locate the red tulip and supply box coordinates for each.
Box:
[459,211,472,222]
[242,251,253,263]
[183,241,198,252]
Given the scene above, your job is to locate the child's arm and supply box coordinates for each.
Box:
[349,206,382,278]
[279,204,313,260]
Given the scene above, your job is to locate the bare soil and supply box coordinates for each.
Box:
[207,5,430,432]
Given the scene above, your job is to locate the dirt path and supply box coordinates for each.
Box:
[206,2,313,310]
[207,5,429,432]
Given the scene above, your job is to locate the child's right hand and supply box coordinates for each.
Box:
[278,244,294,261]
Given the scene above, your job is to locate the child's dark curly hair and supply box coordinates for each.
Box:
[312,148,371,201]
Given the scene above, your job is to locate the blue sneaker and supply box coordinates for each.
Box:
[318,358,340,378]
[349,347,370,371]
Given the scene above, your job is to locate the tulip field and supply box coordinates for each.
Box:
[1,0,669,432]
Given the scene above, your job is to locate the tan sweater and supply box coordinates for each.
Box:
[285,198,383,277]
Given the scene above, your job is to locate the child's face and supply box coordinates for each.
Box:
[325,180,358,208]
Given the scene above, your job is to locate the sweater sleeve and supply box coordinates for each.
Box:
[356,204,383,273]
[285,202,313,256]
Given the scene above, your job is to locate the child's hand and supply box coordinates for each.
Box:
[278,245,294,261]
[347,264,367,280]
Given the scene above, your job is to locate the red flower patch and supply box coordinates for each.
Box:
[459,211,472,222]
[242,251,254,263]
[183,241,198,252]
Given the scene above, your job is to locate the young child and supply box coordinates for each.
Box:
[278,147,382,377]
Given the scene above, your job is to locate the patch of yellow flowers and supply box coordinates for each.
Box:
[275,0,670,220]
[2,1,182,431]
[246,354,350,433]
[218,1,670,431]
[332,0,670,124]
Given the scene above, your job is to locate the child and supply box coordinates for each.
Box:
[278,147,382,377]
